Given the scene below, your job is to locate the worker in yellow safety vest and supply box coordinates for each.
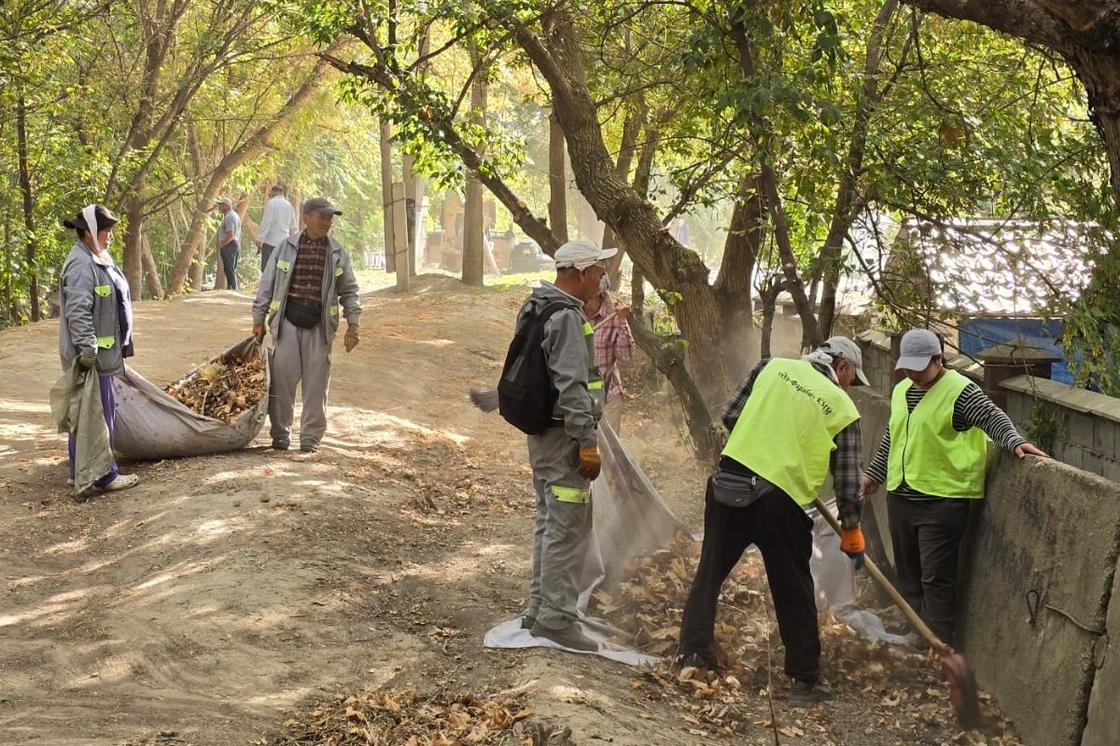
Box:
[677,337,868,706]
[860,329,1047,646]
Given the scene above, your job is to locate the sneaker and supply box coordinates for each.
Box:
[271,440,290,451]
[529,621,599,652]
[299,443,319,454]
[521,615,536,630]
[94,474,140,493]
[675,650,718,671]
[789,678,833,707]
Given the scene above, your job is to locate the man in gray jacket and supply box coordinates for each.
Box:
[518,239,615,652]
[252,197,361,453]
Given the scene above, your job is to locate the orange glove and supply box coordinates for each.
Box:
[841,526,865,570]
[578,445,602,480]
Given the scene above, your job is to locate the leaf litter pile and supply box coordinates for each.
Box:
[165,348,266,423]
[590,534,1023,744]
[255,689,538,746]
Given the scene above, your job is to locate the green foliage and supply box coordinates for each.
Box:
[1064,238,1120,395]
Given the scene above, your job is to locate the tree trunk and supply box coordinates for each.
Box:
[818,0,898,337]
[513,10,728,425]
[379,119,397,274]
[403,152,418,277]
[629,315,722,462]
[462,65,488,287]
[548,112,569,244]
[759,282,784,360]
[631,265,645,316]
[141,232,164,299]
[16,95,40,321]
[713,174,762,381]
[604,101,644,287]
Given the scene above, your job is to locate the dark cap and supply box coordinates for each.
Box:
[270,184,285,194]
[302,197,342,216]
[62,205,119,233]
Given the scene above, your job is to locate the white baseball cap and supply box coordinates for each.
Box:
[554,239,618,270]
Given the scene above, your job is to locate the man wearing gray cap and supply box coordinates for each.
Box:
[507,238,615,653]
[677,337,867,706]
[251,197,361,453]
[213,197,242,290]
[860,328,1047,646]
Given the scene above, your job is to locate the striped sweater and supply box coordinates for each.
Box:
[864,379,1026,499]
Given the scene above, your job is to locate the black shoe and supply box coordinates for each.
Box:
[271,440,289,451]
[529,621,598,652]
[521,615,536,630]
[675,650,718,671]
[789,678,833,706]
[300,443,319,453]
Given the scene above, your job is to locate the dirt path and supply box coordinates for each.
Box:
[1,279,1015,746]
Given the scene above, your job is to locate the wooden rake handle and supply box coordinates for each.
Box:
[812,497,950,653]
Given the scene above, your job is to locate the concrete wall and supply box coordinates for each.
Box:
[1083,565,1120,746]
[850,367,1120,746]
[1004,376,1120,483]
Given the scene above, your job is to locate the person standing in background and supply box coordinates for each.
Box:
[255,185,296,272]
[214,197,242,290]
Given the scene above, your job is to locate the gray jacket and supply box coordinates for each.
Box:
[58,243,134,375]
[252,232,361,346]
[515,281,604,448]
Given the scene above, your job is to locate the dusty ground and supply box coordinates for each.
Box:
[1,277,1017,745]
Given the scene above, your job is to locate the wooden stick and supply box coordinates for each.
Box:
[812,497,948,653]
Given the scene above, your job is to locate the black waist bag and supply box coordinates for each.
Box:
[498,301,569,434]
[284,297,322,328]
[711,466,776,509]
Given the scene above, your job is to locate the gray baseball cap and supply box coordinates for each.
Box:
[302,197,342,216]
[213,196,232,208]
[820,335,870,386]
[895,329,943,371]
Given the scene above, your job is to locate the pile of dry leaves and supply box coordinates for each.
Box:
[256,689,536,746]
[591,535,1023,744]
[165,351,266,423]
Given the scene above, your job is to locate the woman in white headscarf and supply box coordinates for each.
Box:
[58,204,139,493]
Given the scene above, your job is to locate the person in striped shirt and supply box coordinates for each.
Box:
[859,329,1047,646]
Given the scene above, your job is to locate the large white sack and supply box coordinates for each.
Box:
[112,336,269,460]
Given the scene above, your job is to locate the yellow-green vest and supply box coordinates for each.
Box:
[886,370,988,498]
[722,358,860,506]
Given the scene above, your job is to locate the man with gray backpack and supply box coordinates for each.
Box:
[498,239,616,652]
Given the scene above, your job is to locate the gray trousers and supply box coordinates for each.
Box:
[268,318,332,448]
[526,426,593,629]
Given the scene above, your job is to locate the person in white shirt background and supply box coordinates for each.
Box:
[255,185,297,271]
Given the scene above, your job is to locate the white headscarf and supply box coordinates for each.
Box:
[82,204,101,253]
[81,204,115,265]
[803,348,840,383]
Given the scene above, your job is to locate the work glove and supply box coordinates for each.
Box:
[840,526,866,571]
[78,348,98,370]
[577,445,602,480]
[252,322,266,342]
[344,324,360,353]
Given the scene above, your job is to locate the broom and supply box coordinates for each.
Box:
[813,497,983,729]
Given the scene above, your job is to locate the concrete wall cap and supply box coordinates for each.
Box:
[1002,376,1120,423]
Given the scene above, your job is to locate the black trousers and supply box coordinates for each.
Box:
[678,478,820,683]
[887,493,970,646]
[260,242,275,272]
[220,241,240,290]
